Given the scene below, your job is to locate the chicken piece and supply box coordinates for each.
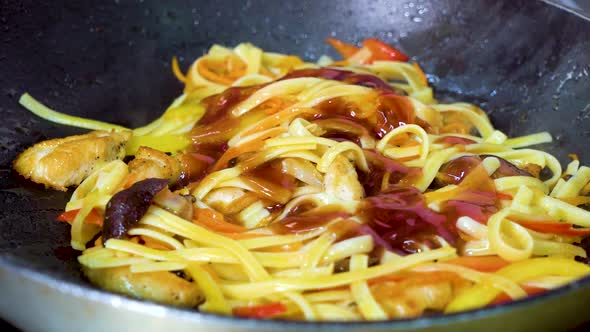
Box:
[323,155,364,201]
[378,282,453,318]
[370,275,472,318]
[83,266,202,307]
[127,146,183,185]
[13,130,131,191]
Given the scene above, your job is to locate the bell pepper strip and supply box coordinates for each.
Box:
[232,302,287,318]
[57,208,103,226]
[490,285,547,305]
[326,38,410,64]
[326,37,360,58]
[445,257,590,313]
[515,220,590,236]
[125,134,190,155]
[445,256,511,273]
[412,62,428,85]
[362,38,409,62]
[496,192,513,200]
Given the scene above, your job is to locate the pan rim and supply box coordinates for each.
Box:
[2,254,589,329]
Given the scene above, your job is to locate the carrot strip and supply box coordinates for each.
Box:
[171,56,186,83]
[198,59,235,85]
[217,232,267,240]
[211,127,285,171]
[193,208,247,233]
[516,220,590,236]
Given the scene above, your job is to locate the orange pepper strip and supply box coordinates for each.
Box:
[362,38,410,62]
[496,192,513,200]
[326,37,360,58]
[57,208,103,226]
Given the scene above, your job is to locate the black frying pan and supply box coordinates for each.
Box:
[1,1,590,331]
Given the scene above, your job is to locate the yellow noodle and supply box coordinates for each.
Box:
[349,255,388,320]
[187,264,231,314]
[221,247,455,299]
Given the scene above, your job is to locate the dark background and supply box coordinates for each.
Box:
[1,0,590,331]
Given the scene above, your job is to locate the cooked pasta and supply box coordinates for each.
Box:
[14,38,590,321]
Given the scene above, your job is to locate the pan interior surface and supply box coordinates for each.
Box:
[1,0,589,331]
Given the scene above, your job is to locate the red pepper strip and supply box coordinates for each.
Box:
[516,220,590,236]
[362,38,410,62]
[326,37,360,58]
[445,256,511,273]
[491,285,547,305]
[496,192,513,200]
[435,136,477,146]
[57,208,103,226]
[233,302,287,318]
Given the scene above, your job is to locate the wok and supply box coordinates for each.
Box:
[1,0,590,331]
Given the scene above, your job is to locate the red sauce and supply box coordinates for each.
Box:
[361,186,460,254]
[198,85,262,125]
[246,162,298,191]
[438,155,532,186]
[184,68,498,252]
[240,162,297,204]
[373,94,416,138]
[360,150,422,196]
[188,68,420,172]
[442,191,499,224]
[270,208,351,234]
[280,68,398,93]
[439,165,501,225]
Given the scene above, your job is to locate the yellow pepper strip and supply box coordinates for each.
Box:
[125,134,190,155]
[445,257,590,313]
[19,93,129,132]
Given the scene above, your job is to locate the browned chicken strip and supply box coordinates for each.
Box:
[13,130,131,191]
[83,266,203,307]
[126,146,183,185]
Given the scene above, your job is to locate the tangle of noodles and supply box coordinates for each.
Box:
[16,39,590,321]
